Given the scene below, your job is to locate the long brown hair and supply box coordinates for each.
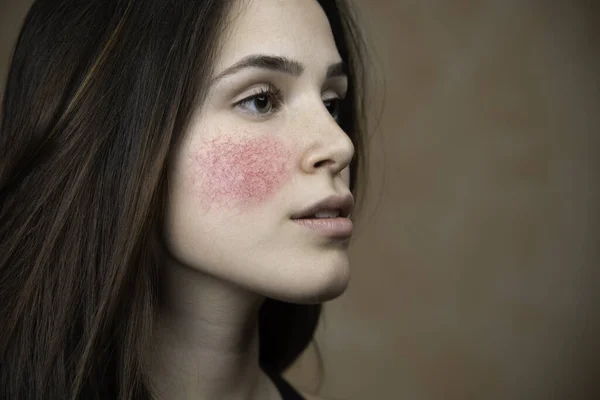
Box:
[0,0,369,398]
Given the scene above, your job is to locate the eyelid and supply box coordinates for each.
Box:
[233,83,281,104]
[323,92,343,101]
[322,82,347,100]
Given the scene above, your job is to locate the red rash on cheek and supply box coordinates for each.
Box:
[188,135,292,210]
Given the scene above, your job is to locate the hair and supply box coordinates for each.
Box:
[0,0,369,399]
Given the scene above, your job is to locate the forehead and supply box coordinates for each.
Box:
[215,0,341,72]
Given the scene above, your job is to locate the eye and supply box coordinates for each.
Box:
[235,85,282,116]
[324,97,341,121]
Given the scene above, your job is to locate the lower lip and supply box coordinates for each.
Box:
[291,217,353,238]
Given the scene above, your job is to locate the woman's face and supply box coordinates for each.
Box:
[164,0,355,304]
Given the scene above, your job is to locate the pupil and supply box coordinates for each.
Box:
[255,96,270,111]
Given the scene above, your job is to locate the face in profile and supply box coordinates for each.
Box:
[163,0,355,304]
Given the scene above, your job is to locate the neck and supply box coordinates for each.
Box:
[146,259,281,400]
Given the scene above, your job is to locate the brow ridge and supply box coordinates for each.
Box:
[211,54,346,83]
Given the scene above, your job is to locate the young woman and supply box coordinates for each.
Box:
[0,0,368,398]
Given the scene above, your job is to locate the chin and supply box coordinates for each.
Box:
[261,256,351,305]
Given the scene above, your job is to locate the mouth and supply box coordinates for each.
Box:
[291,217,353,239]
[290,193,354,219]
[290,194,354,239]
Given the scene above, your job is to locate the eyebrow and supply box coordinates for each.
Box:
[211,54,346,83]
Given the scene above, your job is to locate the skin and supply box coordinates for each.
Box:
[187,134,292,212]
[148,0,355,398]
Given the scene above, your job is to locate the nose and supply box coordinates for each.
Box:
[299,108,355,176]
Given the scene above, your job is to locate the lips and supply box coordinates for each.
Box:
[290,194,354,220]
[291,216,353,238]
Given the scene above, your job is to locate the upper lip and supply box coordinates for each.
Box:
[290,194,354,219]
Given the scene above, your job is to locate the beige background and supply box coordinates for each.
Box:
[1,1,599,399]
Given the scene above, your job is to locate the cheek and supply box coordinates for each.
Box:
[187,134,292,211]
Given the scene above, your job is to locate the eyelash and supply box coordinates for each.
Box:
[234,84,283,117]
[234,84,343,121]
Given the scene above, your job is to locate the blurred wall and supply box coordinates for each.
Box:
[1,1,599,399]
[287,2,600,400]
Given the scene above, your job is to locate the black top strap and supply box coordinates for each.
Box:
[262,367,306,400]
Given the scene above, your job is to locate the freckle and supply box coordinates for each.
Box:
[188,134,292,211]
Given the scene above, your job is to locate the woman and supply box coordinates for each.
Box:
[0,0,368,398]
